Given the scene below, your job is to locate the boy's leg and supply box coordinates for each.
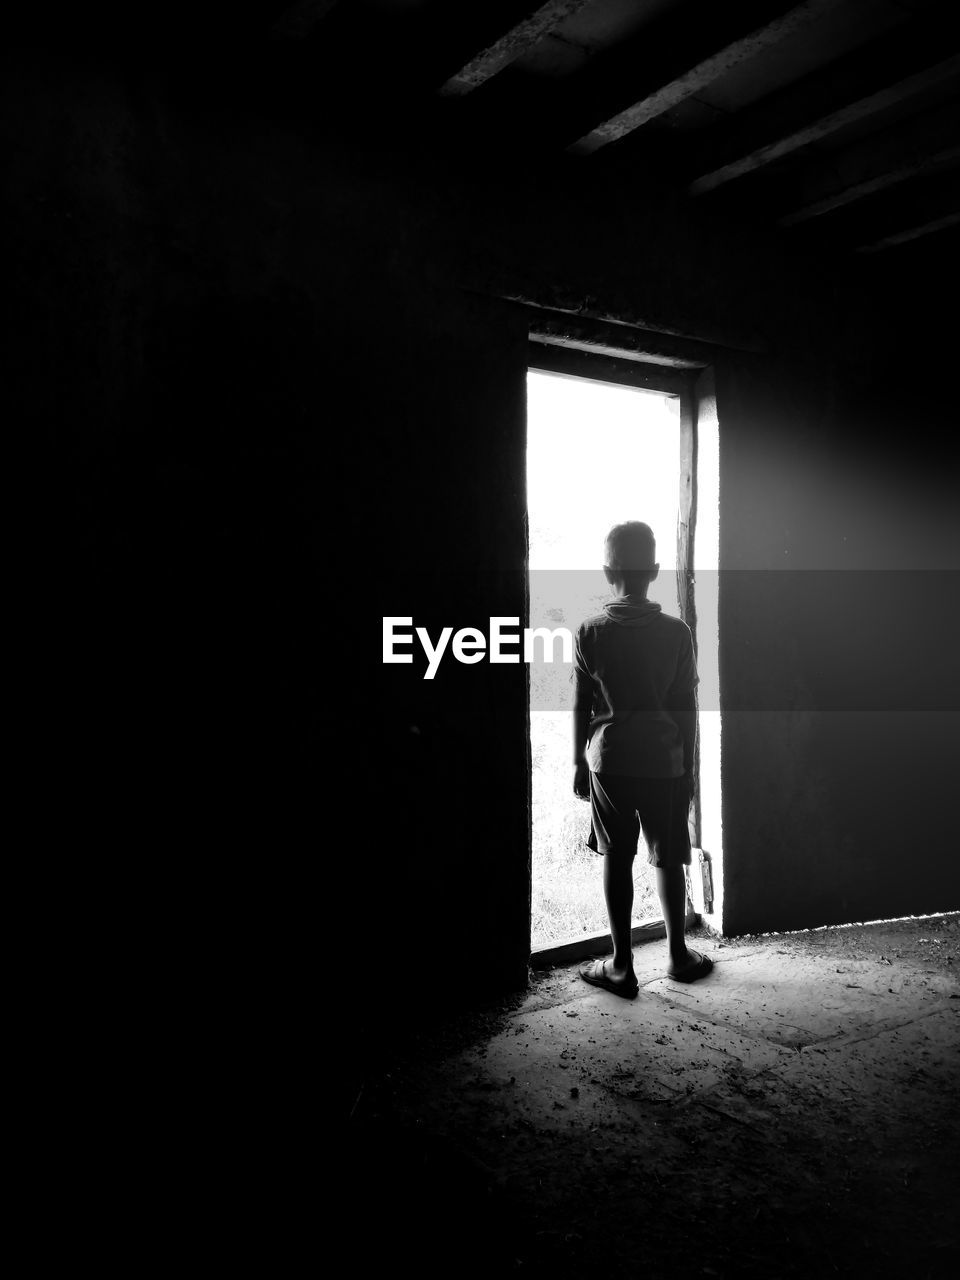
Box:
[587,774,640,987]
[643,777,713,981]
[655,865,690,969]
[604,850,636,977]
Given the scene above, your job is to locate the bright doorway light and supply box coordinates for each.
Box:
[527,368,682,950]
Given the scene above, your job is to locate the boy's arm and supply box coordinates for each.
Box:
[670,629,700,799]
[572,626,594,799]
[572,675,593,799]
[673,689,698,786]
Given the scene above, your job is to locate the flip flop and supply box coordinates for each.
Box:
[666,950,714,983]
[579,958,639,999]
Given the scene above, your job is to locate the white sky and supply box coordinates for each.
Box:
[526,368,681,575]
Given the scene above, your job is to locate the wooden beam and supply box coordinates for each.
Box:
[531,333,706,369]
[778,103,960,226]
[806,166,960,253]
[492,291,766,354]
[271,0,338,39]
[567,0,839,156]
[677,384,700,850]
[856,211,960,253]
[528,344,685,394]
[439,0,594,97]
[679,14,960,188]
[690,53,960,195]
[528,313,711,368]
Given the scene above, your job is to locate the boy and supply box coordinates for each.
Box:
[573,521,712,997]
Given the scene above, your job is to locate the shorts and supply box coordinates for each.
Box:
[587,772,692,867]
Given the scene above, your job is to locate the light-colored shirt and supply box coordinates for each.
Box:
[574,597,699,778]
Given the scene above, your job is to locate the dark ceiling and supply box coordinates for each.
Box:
[12,1,957,281]
[262,0,959,273]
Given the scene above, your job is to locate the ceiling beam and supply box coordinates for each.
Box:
[439,0,595,97]
[807,166,960,253]
[690,53,960,195]
[856,211,960,252]
[778,103,960,227]
[677,14,960,189]
[567,0,839,156]
[271,1,339,40]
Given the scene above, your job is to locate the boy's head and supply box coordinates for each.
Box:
[603,521,659,596]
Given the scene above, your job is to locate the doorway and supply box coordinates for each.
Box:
[526,367,687,951]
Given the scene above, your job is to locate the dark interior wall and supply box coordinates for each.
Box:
[716,352,960,934]
[5,51,534,1003]
[7,41,956,1009]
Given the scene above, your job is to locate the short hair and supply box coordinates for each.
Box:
[604,521,657,571]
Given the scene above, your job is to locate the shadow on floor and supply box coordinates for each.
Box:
[342,915,959,1279]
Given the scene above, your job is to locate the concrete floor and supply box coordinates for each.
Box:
[347,914,959,1279]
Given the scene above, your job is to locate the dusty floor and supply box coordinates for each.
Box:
[345,915,959,1279]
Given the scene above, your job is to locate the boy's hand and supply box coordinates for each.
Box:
[573,761,590,800]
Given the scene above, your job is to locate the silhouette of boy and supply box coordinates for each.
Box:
[573,521,713,997]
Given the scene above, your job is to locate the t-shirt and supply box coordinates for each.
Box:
[574,596,699,778]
